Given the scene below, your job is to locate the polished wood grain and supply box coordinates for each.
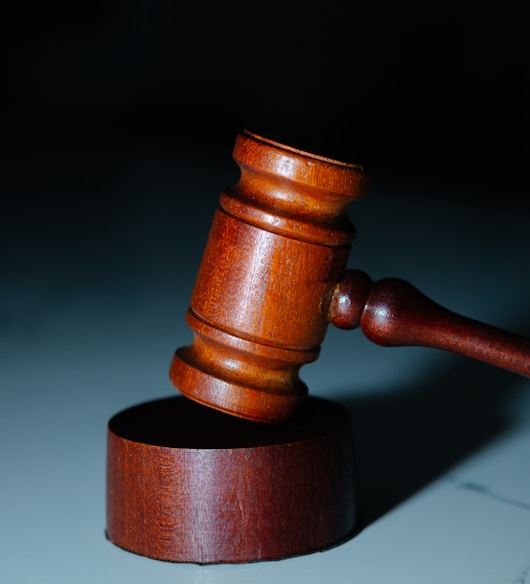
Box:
[170,130,369,423]
[106,396,357,564]
[170,130,530,424]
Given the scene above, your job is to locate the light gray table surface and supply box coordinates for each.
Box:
[2,145,529,583]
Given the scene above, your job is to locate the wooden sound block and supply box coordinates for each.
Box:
[106,395,357,564]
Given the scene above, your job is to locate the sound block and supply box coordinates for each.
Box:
[106,395,357,564]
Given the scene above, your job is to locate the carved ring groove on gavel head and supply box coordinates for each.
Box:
[170,130,370,423]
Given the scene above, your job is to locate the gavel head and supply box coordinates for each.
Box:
[170,130,369,423]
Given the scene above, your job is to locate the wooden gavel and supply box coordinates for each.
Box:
[170,130,530,424]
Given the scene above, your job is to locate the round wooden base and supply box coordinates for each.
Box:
[106,395,357,564]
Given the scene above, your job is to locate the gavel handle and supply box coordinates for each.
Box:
[329,269,530,377]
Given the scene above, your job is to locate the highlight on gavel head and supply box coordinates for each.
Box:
[170,130,369,423]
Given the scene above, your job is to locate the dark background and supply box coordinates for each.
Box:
[1,0,527,194]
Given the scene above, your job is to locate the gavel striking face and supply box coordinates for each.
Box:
[170,130,530,424]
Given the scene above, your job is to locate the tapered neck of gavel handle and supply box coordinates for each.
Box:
[329,269,530,378]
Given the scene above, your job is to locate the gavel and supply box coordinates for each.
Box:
[107,129,530,564]
[170,129,530,424]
